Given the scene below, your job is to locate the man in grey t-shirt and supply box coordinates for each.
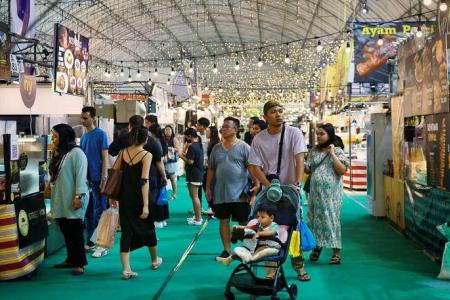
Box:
[248,100,311,282]
[206,117,251,260]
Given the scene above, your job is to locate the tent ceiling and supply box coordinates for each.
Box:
[0,0,438,100]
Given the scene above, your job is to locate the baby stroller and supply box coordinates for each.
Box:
[224,181,300,300]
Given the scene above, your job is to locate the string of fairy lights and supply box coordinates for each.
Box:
[23,0,443,108]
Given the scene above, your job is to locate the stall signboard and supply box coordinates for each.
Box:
[431,36,448,114]
[404,117,427,186]
[14,192,48,248]
[353,22,434,83]
[391,96,404,180]
[425,113,450,190]
[10,0,37,39]
[0,22,11,81]
[53,24,89,97]
[111,94,147,101]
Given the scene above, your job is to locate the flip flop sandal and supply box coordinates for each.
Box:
[329,255,341,265]
[298,272,311,281]
[122,270,138,280]
[309,247,322,261]
[151,257,163,270]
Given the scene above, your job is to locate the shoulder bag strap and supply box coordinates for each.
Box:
[112,150,123,170]
[310,151,329,174]
[276,123,286,177]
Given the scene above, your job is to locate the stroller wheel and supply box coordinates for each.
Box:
[224,291,235,300]
[289,284,298,298]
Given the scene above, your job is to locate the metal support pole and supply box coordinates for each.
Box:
[347,83,353,190]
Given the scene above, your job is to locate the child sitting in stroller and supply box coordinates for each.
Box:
[217,203,281,266]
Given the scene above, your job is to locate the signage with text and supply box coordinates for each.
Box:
[53,24,89,96]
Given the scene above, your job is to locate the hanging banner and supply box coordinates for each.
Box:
[19,64,36,109]
[353,22,434,83]
[10,0,37,39]
[53,24,89,97]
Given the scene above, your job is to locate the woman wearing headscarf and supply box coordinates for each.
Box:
[49,124,89,276]
[306,123,349,265]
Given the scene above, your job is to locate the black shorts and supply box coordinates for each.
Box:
[214,202,250,223]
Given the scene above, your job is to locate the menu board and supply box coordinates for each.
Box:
[401,36,448,115]
[432,36,448,113]
[425,114,450,190]
[53,24,89,96]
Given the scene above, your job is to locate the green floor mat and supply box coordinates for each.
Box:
[1,180,448,300]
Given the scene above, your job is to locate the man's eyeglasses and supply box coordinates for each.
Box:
[221,125,235,130]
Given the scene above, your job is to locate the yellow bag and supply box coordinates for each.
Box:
[289,230,301,257]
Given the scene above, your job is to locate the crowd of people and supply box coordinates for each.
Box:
[47,100,348,282]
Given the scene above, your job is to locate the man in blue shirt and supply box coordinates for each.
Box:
[80,106,109,258]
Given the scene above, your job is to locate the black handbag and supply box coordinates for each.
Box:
[303,152,329,193]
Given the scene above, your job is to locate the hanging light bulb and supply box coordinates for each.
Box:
[153,68,158,77]
[235,60,240,70]
[316,40,323,52]
[170,66,175,76]
[127,68,132,81]
[120,68,124,77]
[265,91,270,97]
[236,90,240,95]
[257,57,263,67]
[166,77,170,85]
[416,26,423,38]
[377,35,384,46]
[440,1,448,11]
[213,63,218,73]
[285,53,290,64]
[104,67,108,77]
[362,2,369,14]
[137,69,141,78]
[147,77,152,85]
[345,41,351,54]
[423,0,432,6]
[189,62,194,73]
[219,87,223,93]
[204,85,209,91]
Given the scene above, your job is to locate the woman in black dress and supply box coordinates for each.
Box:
[109,126,162,279]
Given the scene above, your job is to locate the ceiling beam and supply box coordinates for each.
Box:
[95,0,170,60]
[256,0,263,46]
[227,0,245,50]
[301,0,323,48]
[37,2,145,62]
[201,0,231,53]
[170,0,212,56]
[137,0,192,58]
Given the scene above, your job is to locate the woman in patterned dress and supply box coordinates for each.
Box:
[306,123,349,265]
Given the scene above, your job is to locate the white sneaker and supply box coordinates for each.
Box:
[154,221,164,229]
[187,218,203,225]
[206,207,214,215]
[92,247,108,258]
[162,221,167,227]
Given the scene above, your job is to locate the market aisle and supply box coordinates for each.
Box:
[1,181,449,300]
